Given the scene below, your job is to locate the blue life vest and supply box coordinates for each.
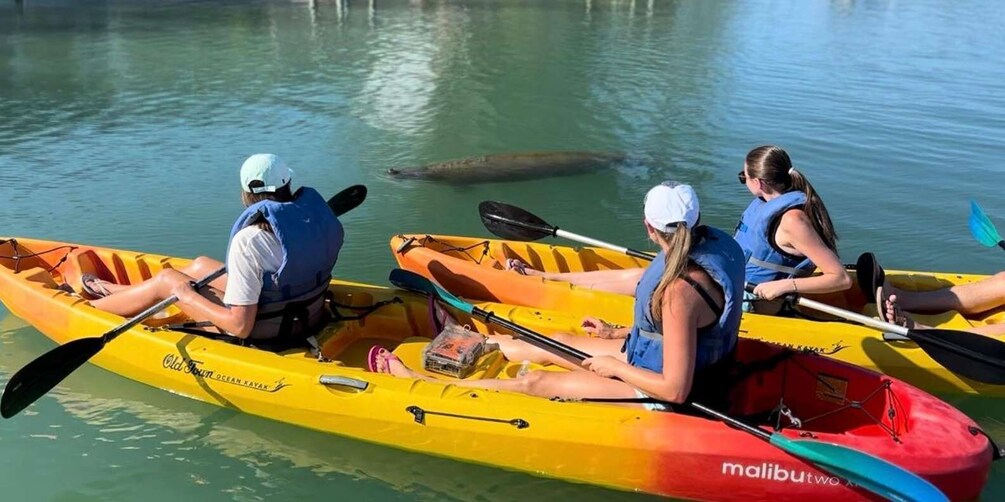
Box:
[733,191,814,285]
[622,226,744,374]
[227,187,344,336]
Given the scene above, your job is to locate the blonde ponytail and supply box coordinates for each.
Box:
[649,223,693,322]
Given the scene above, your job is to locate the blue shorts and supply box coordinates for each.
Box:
[742,290,758,313]
[743,289,785,315]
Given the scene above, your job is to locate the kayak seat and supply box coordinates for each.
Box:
[392,336,508,379]
[62,249,117,289]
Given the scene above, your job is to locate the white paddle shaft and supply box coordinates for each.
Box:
[795,296,911,337]
[554,229,627,253]
[554,229,655,260]
[553,226,912,341]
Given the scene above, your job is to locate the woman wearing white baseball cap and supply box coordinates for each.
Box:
[80,153,344,346]
[372,182,745,410]
[735,145,850,313]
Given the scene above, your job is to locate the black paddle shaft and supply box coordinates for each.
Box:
[470,306,591,362]
[471,303,779,442]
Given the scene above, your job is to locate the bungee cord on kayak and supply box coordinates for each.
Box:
[395,234,496,266]
[0,239,77,274]
[556,346,910,443]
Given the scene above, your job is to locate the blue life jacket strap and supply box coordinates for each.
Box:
[748,256,814,277]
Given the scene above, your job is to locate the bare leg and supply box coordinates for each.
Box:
[83,256,227,298]
[176,256,229,291]
[430,300,628,370]
[489,333,626,371]
[889,271,1005,316]
[886,292,1005,338]
[379,352,642,405]
[504,258,544,277]
[90,268,222,318]
[504,258,644,296]
[882,292,924,329]
[84,279,128,295]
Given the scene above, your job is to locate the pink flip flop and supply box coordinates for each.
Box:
[367,345,388,373]
[367,345,403,374]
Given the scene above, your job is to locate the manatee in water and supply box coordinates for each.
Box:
[386,151,627,183]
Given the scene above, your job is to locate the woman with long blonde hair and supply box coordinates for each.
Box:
[372,182,745,408]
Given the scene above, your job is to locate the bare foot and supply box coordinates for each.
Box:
[376,351,424,379]
[430,299,456,328]
[881,290,929,329]
[581,316,625,339]
[485,333,562,365]
[81,274,127,298]
[485,333,519,351]
[505,258,543,277]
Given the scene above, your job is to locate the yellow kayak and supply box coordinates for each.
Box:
[390,233,1005,397]
[0,237,995,500]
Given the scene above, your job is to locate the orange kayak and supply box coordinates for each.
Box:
[389,233,1005,397]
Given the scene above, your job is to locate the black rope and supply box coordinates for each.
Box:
[0,239,77,274]
[553,395,670,405]
[156,321,215,331]
[329,297,403,322]
[406,405,529,429]
[781,379,903,443]
[146,297,403,334]
[414,235,494,265]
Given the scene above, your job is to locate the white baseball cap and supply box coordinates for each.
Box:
[240,153,293,194]
[643,181,700,232]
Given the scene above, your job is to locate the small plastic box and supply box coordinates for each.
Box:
[422,324,487,378]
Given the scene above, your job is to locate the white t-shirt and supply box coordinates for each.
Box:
[223,226,285,306]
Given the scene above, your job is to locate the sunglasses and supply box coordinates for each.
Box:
[737,171,747,184]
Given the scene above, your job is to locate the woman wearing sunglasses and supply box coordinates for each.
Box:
[734,145,851,313]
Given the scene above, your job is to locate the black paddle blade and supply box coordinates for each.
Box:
[909,328,1005,385]
[1,337,106,418]
[328,184,367,216]
[478,201,557,241]
[388,268,435,297]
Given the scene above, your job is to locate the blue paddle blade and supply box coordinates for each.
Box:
[771,435,947,502]
[387,269,474,314]
[969,200,1003,248]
